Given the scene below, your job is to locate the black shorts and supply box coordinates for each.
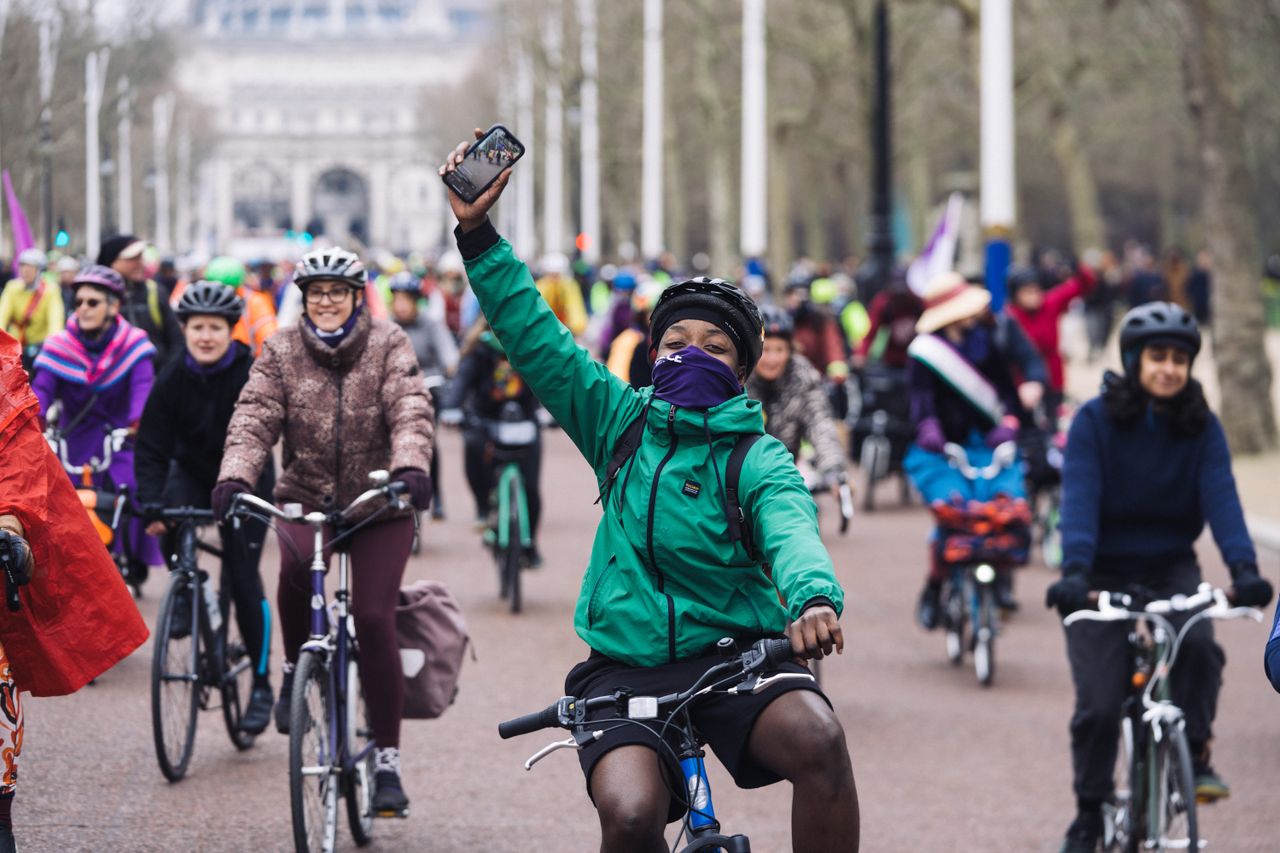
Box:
[564,647,828,824]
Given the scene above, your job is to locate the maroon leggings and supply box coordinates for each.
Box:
[276,514,414,749]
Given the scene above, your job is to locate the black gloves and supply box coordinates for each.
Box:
[1229,563,1274,608]
[0,530,32,587]
[391,468,433,512]
[1045,565,1092,618]
[212,479,252,520]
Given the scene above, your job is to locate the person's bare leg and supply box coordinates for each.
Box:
[589,745,671,853]
[747,691,859,852]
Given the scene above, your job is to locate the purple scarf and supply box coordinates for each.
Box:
[652,346,741,410]
[184,344,239,377]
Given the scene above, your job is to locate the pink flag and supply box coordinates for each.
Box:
[3,170,36,278]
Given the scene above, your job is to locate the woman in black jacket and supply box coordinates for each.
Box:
[134,282,276,734]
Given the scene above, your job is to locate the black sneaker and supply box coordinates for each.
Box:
[1193,746,1230,803]
[274,670,294,734]
[168,586,193,639]
[372,770,410,818]
[917,584,941,631]
[995,576,1019,611]
[524,544,543,569]
[241,682,274,735]
[1059,811,1102,853]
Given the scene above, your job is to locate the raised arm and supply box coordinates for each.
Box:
[442,132,643,470]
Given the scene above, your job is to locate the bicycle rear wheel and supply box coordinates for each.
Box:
[505,476,523,615]
[973,583,996,687]
[151,571,200,782]
[1151,724,1198,852]
[345,656,376,846]
[220,593,257,751]
[290,650,338,853]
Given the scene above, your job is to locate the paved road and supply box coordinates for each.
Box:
[19,427,1280,851]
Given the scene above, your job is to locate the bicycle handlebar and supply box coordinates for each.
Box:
[943,440,1018,480]
[46,427,132,477]
[226,474,410,525]
[498,638,797,741]
[1063,583,1263,628]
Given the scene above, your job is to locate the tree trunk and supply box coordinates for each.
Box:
[1181,0,1277,453]
[690,6,735,273]
[1047,97,1106,252]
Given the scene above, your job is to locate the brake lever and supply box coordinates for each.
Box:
[523,729,600,771]
[728,672,816,695]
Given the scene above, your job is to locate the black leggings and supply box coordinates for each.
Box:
[462,426,542,536]
[162,463,274,683]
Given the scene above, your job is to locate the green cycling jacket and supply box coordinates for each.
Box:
[462,225,844,666]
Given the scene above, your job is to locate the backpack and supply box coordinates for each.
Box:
[396,580,470,719]
[598,412,764,558]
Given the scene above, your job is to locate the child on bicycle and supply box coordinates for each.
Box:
[134,281,278,734]
[905,272,1033,626]
[213,247,433,818]
[1045,302,1273,853]
[442,132,858,853]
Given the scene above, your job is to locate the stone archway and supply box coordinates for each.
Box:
[232,162,290,234]
[312,167,369,245]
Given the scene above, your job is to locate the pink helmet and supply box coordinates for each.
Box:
[73,264,126,299]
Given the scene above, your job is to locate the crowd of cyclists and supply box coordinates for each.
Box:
[0,134,1277,852]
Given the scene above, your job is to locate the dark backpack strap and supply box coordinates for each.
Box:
[595,412,647,507]
[725,433,764,557]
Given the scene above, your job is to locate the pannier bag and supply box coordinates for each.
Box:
[396,580,470,719]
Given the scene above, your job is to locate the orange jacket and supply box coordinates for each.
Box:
[234,287,278,355]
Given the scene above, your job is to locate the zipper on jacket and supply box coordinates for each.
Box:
[646,405,679,663]
[333,372,345,506]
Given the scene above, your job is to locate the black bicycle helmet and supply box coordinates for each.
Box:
[1006,264,1040,294]
[1118,301,1201,371]
[175,281,244,323]
[388,270,422,294]
[649,276,764,375]
[759,303,794,340]
[293,246,367,288]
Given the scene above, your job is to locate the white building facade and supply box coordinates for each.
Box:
[178,0,489,258]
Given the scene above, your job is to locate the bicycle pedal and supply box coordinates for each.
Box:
[375,807,409,819]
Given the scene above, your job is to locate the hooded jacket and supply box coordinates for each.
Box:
[459,221,843,666]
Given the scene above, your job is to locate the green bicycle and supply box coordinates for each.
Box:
[477,403,538,614]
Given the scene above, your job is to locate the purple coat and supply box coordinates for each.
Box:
[31,317,161,565]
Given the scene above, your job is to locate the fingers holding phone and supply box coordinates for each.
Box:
[441,125,524,232]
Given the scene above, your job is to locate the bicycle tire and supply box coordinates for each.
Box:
[944,584,965,665]
[1151,723,1198,852]
[859,440,879,513]
[220,593,257,751]
[506,475,523,614]
[345,656,376,846]
[290,650,338,853]
[1104,715,1141,853]
[974,583,996,687]
[151,571,200,782]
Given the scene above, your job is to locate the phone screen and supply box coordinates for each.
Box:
[443,125,525,203]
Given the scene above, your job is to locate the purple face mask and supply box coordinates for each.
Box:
[651,346,742,410]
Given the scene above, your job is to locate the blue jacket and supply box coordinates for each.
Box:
[1060,396,1255,579]
[1266,605,1280,693]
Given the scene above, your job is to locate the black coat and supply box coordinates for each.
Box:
[135,342,255,504]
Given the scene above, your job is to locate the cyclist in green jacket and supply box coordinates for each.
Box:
[442,133,858,853]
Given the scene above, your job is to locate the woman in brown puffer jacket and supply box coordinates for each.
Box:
[214,246,433,817]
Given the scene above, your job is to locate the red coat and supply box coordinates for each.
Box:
[0,330,148,696]
[1007,266,1096,392]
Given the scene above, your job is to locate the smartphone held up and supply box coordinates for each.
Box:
[442,124,526,204]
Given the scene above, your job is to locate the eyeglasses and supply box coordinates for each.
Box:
[305,286,354,304]
[74,297,104,309]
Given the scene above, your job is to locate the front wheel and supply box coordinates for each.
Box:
[859,438,882,513]
[290,650,338,853]
[220,593,257,751]
[345,656,376,846]
[973,583,997,687]
[504,475,523,615]
[1151,724,1198,852]
[943,584,966,666]
[151,571,200,782]
[1103,716,1140,852]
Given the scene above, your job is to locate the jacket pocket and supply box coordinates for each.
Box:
[586,559,617,630]
[730,585,769,636]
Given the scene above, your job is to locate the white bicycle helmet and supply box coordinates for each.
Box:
[293,246,367,288]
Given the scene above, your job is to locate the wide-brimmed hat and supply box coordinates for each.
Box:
[96,234,146,267]
[915,271,991,334]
